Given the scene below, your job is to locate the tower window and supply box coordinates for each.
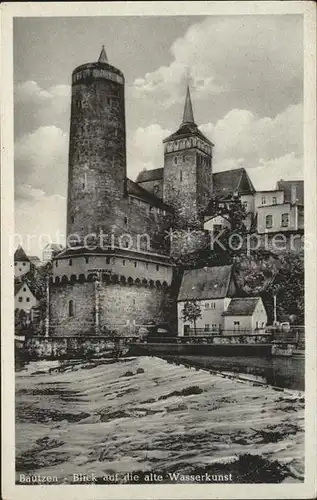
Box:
[85,257,89,264]
[273,197,277,205]
[145,262,148,269]
[68,300,74,317]
[71,216,74,223]
[69,259,72,266]
[156,264,159,271]
[124,216,128,226]
[107,97,111,106]
[106,256,110,264]
[123,260,126,266]
[180,170,183,182]
[26,298,30,302]
[134,262,137,268]
[55,261,58,267]
[173,157,178,165]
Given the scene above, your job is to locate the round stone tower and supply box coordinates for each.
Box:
[67,46,126,242]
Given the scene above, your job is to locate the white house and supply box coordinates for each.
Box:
[223,297,267,332]
[177,265,236,336]
[15,282,38,313]
[14,246,31,278]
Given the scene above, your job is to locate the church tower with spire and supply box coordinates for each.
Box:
[163,85,214,231]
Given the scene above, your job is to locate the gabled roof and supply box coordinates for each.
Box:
[136,168,164,183]
[178,265,233,301]
[212,168,255,198]
[14,246,30,262]
[223,297,261,316]
[126,178,171,211]
[277,180,304,205]
[14,280,38,299]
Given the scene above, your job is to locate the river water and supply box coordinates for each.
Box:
[166,355,305,391]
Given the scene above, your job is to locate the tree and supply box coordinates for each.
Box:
[267,251,304,324]
[182,300,202,336]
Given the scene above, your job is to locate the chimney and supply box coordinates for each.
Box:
[291,184,297,204]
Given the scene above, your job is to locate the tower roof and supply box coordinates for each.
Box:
[163,84,213,145]
[98,45,108,63]
[14,246,30,262]
[182,85,195,125]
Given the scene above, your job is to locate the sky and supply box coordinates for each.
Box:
[14,15,303,256]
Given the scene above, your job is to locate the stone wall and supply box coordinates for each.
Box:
[49,282,95,336]
[49,280,174,336]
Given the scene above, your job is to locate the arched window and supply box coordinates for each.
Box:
[68,300,74,317]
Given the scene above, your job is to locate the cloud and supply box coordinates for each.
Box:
[132,16,302,115]
[127,102,303,187]
[246,154,303,191]
[15,190,66,257]
[14,80,70,137]
[15,125,69,199]
[200,102,303,170]
[127,123,171,180]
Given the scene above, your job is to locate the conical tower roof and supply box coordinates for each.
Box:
[14,245,30,262]
[181,85,195,125]
[98,45,108,63]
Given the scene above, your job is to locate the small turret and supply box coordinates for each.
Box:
[98,45,108,63]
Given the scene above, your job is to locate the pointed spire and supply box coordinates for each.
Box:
[98,45,108,64]
[181,85,195,125]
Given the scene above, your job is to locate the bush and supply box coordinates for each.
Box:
[158,385,203,400]
[122,370,134,377]
[136,367,145,374]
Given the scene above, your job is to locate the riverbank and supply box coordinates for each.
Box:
[15,356,304,484]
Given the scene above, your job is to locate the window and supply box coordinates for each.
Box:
[55,261,58,267]
[23,262,26,266]
[213,224,222,234]
[125,242,129,248]
[83,172,88,191]
[132,299,136,305]
[68,300,74,317]
[156,264,159,271]
[85,257,89,264]
[265,215,273,229]
[23,287,26,292]
[212,324,218,331]
[26,298,30,302]
[123,260,126,266]
[281,213,289,228]
[261,196,266,205]
[107,97,111,105]
[69,259,72,266]
[205,303,209,309]
[180,170,183,182]
[106,256,110,264]
[153,184,159,195]
[124,216,128,226]
[134,262,137,268]
[145,263,148,269]
[210,302,216,310]
[273,197,277,205]
[174,157,178,165]
[204,324,210,332]
[14,262,17,266]
[18,297,23,302]
[233,321,240,330]
[243,201,248,209]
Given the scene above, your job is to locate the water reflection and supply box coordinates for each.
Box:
[171,355,305,391]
